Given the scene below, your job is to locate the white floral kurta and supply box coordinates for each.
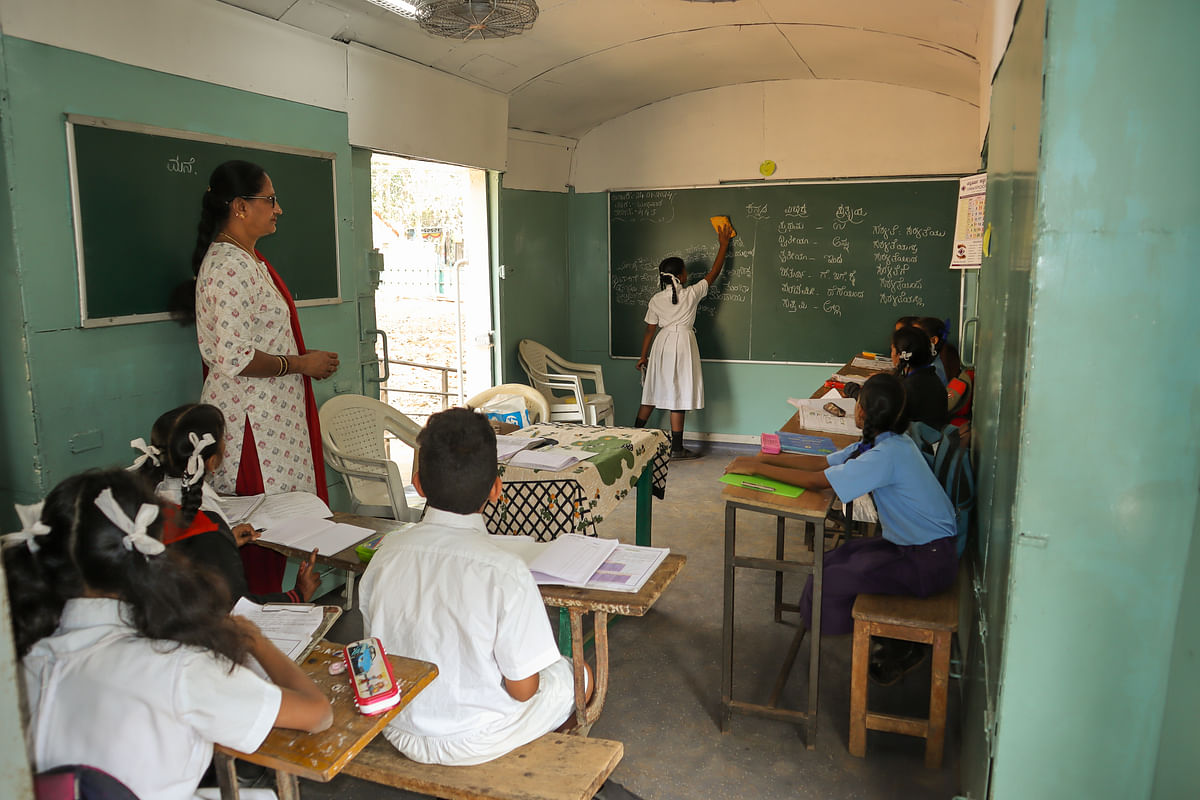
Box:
[195,242,316,495]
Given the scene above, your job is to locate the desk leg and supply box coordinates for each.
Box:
[720,502,736,732]
[773,515,786,622]
[635,466,653,547]
[214,753,239,800]
[276,771,301,800]
[557,608,571,657]
[572,608,610,729]
[342,570,357,611]
[805,518,824,750]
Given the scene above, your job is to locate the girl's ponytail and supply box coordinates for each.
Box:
[847,373,907,460]
[891,325,934,376]
[154,404,226,528]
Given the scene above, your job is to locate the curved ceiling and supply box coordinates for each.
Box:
[217,0,984,138]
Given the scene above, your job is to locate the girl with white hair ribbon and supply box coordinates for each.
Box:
[131,403,320,606]
[5,468,331,800]
[633,217,735,460]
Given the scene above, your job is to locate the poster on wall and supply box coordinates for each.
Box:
[950,173,987,269]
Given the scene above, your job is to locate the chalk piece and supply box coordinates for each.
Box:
[709,215,736,237]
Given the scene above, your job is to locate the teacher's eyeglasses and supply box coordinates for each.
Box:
[242,194,280,208]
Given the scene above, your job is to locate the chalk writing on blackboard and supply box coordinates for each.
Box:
[612,191,676,223]
[167,155,196,174]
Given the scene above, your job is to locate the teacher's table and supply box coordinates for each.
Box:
[484,423,670,547]
[277,515,684,730]
[214,641,438,800]
[721,455,837,749]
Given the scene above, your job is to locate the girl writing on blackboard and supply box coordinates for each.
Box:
[724,373,958,683]
[633,219,734,459]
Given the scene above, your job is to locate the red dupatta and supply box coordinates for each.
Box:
[254,251,329,502]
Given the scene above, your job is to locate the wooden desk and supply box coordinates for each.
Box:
[214,641,437,800]
[262,517,683,732]
[721,458,836,749]
[539,554,686,730]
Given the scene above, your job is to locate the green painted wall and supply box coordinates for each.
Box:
[565,189,839,435]
[0,37,365,523]
[988,1,1200,798]
[497,186,570,383]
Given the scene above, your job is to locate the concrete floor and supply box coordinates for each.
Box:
[289,442,962,799]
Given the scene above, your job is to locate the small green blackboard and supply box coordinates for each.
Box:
[609,180,960,363]
[68,116,340,326]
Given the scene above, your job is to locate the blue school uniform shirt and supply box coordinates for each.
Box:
[824,431,956,546]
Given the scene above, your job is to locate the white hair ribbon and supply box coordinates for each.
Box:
[184,432,216,487]
[930,341,938,358]
[94,488,164,556]
[899,350,913,362]
[2,501,51,554]
[126,437,161,471]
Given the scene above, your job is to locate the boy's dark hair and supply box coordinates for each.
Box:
[3,469,248,664]
[891,324,935,374]
[416,408,498,515]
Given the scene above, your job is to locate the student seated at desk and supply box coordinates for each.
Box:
[726,374,958,683]
[891,325,950,429]
[4,469,331,800]
[359,407,586,766]
[133,403,319,606]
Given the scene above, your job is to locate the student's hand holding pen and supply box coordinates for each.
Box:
[296,548,320,601]
[232,523,262,547]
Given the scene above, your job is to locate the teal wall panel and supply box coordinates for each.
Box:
[988,1,1200,798]
[497,187,570,383]
[0,37,363,506]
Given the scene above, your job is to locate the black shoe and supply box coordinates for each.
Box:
[868,641,926,686]
[670,447,701,461]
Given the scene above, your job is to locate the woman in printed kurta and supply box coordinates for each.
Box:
[188,160,339,498]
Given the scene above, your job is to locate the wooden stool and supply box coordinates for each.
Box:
[848,579,959,768]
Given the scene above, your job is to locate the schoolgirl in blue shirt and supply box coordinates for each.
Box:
[725,373,958,680]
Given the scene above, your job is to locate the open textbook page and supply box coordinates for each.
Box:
[231,597,330,662]
[257,516,374,555]
[245,491,333,530]
[488,534,670,594]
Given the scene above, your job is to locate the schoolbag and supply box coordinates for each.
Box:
[906,421,976,556]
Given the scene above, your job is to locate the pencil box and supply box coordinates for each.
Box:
[760,433,781,455]
[344,637,401,715]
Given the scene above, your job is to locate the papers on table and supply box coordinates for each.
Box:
[787,397,862,436]
[232,597,326,661]
[507,446,597,471]
[495,434,547,461]
[218,494,265,525]
[490,533,670,594]
[256,516,375,556]
[245,491,333,530]
[850,356,894,371]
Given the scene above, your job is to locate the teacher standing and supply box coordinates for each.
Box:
[186,160,338,500]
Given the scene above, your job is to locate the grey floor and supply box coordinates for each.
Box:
[294,441,962,799]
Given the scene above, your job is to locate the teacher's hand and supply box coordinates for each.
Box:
[296,351,339,380]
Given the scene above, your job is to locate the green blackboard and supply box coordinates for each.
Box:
[610,180,960,363]
[68,116,339,325]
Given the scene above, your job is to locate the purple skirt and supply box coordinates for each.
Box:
[798,535,958,636]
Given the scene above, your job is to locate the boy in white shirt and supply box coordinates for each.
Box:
[359,407,577,766]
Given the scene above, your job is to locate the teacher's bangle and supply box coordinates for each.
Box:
[275,355,288,377]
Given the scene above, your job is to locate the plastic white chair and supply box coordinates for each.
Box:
[318,394,425,522]
[517,339,615,426]
[465,384,552,424]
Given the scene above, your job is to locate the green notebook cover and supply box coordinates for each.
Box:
[719,473,804,498]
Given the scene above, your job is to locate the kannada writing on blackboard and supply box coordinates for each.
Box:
[611,190,676,223]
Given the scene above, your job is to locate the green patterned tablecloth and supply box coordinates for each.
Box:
[483,423,670,541]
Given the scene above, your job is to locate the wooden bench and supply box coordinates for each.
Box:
[341,732,623,800]
[848,576,960,768]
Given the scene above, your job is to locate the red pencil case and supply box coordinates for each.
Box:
[343,637,401,715]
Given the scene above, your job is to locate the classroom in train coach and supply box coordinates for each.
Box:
[0,2,1195,800]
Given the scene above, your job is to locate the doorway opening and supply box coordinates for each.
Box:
[370,154,493,479]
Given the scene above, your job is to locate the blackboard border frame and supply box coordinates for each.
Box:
[606,176,966,366]
[66,114,342,329]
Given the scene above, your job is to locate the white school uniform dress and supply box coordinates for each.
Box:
[195,242,316,495]
[22,598,280,800]
[359,507,574,766]
[641,277,709,410]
